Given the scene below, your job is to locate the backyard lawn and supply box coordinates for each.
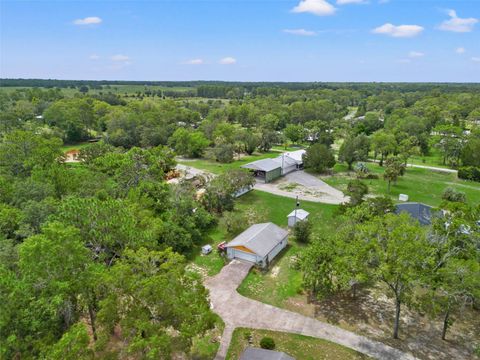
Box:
[189,190,338,278]
[226,328,370,360]
[321,163,480,207]
[236,191,338,310]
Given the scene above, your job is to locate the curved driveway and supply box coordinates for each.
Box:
[205,260,417,360]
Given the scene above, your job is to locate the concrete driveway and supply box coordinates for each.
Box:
[205,260,416,360]
[254,170,348,205]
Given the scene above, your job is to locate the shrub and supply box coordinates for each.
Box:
[260,337,275,350]
[442,187,466,203]
[458,166,480,182]
[293,220,312,244]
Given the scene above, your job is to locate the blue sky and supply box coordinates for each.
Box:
[1,0,479,82]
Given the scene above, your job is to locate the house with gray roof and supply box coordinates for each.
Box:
[241,150,306,183]
[225,223,288,268]
[241,159,282,183]
[239,347,295,360]
[395,202,433,225]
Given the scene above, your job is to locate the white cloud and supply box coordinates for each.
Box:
[472,57,480,63]
[409,51,425,58]
[219,57,237,65]
[183,59,204,65]
[455,47,466,54]
[439,10,478,33]
[111,54,130,62]
[292,0,336,16]
[337,0,367,4]
[89,54,100,60]
[372,23,424,38]
[283,28,316,36]
[73,16,102,25]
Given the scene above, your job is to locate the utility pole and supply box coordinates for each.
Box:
[294,195,299,225]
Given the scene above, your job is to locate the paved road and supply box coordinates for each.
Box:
[255,170,348,205]
[205,260,417,360]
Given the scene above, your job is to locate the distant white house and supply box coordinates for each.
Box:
[287,209,309,227]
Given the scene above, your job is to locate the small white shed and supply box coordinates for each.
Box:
[287,209,310,227]
[201,244,212,255]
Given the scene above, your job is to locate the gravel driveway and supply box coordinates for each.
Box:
[254,170,348,205]
[205,260,416,360]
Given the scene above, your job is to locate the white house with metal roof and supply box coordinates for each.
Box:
[225,222,288,268]
[287,209,310,227]
[241,158,282,183]
[241,150,306,183]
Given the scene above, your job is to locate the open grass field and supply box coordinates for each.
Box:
[0,84,193,96]
[226,328,370,360]
[321,162,480,207]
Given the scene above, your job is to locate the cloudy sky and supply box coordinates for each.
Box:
[0,0,479,82]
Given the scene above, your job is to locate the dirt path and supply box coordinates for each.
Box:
[205,260,417,360]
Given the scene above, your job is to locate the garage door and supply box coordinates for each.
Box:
[233,249,258,263]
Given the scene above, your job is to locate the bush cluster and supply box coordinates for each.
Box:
[458,166,480,182]
[259,337,275,350]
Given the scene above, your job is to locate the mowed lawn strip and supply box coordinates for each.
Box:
[226,328,370,360]
[321,163,480,207]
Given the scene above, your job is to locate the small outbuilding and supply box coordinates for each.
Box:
[201,244,212,255]
[287,209,310,227]
[225,223,288,268]
[239,347,295,360]
[241,159,282,183]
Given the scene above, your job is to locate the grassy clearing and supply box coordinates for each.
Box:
[226,328,370,360]
[177,151,280,175]
[322,163,480,207]
[61,142,90,152]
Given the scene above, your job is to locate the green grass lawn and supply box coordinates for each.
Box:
[177,151,281,174]
[322,163,480,207]
[226,328,370,360]
[236,191,338,308]
[189,190,338,278]
[404,148,450,169]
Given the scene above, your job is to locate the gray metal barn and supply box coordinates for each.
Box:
[241,159,282,183]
